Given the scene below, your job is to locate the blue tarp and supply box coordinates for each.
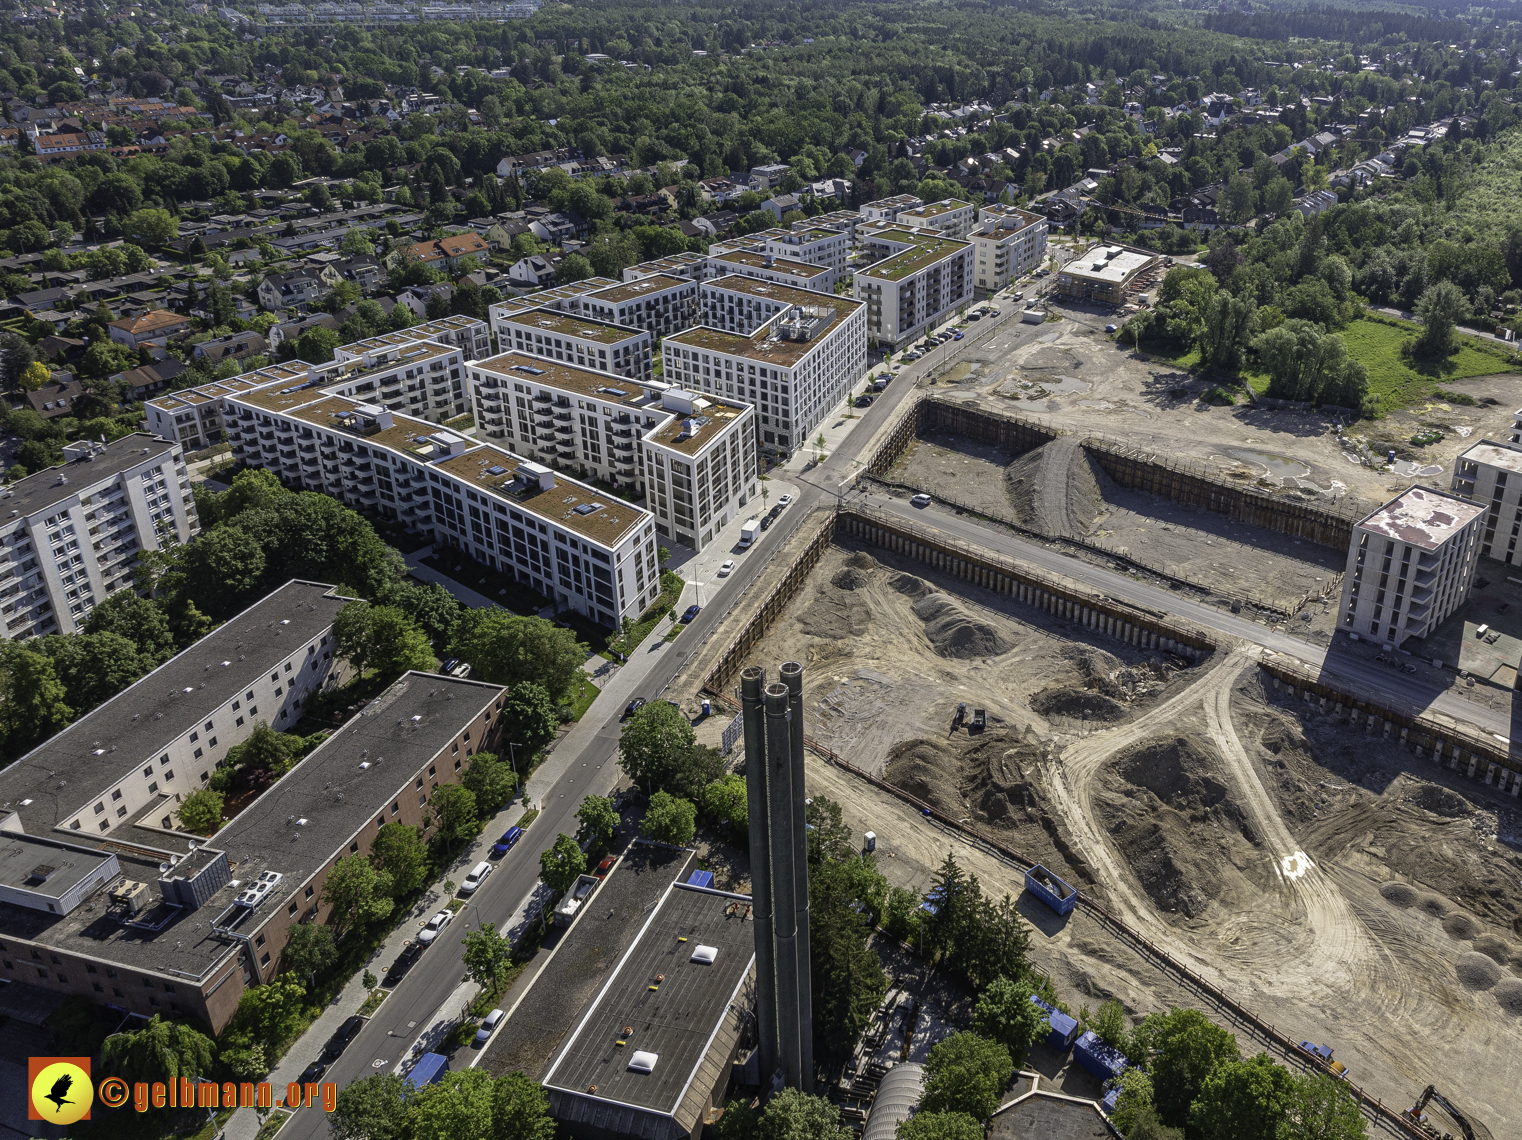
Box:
[1074,1031,1128,1081]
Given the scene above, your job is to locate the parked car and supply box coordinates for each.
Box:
[595,856,617,878]
[460,860,493,894]
[988,307,1001,315]
[903,351,923,360]
[474,1008,505,1045]
[856,394,873,407]
[385,940,422,984]
[492,825,523,855]
[1105,323,1119,333]
[911,493,932,507]
[299,1059,328,1084]
[718,560,735,576]
[760,515,773,530]
[418,910,452,945]
[967,312,982,321]
[952,331,963,340]
[322,1016,365,1061]
[623,697,647,719]
[680,604,701,624]
[778,494,792,508]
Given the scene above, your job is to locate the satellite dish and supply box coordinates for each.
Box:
[158,863,169,873]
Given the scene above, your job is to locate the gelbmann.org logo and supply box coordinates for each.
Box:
[28,1055,340,1127]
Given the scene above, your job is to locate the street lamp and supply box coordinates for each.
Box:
[507,742,523,783]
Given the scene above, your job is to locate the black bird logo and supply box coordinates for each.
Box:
[43,1073,75,1114]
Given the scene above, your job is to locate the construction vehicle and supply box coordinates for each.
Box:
[952,702,966,730]
[1404,1085,1477,1140]
[970,708,986,731]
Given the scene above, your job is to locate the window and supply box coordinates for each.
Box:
[288,901,299,916]
[112,987,123,997]
[192,749,202,760]
[142,978,153,988]
[285,662,292,673]
[271,673,279,683]
[85,964,96,974]
[165,769,175,781]
[92,982,103,993]
[163,983,175,994]
[305,886,314,899]
[391,801,400,815]
[116,807,127,818]
[143,767,153,778]
[260,953,271,966]
[255,934,265,947]
[107,968,116,978]
[236,716,244,727]
[189,732,198,743]
[349,842,359,854]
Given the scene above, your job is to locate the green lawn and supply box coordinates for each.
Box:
[1340,318,1517,410]
[566,675,600,721]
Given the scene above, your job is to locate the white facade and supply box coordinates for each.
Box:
[496,308,653,384]
[754,226,851,272]
[145,364,310,452]
[699,274,832,335]
[858,194,924,223]
[1338,486,1484,647]
[704,247,836,294]
[0,434,198,639]
[334,315,491,364]
[316,339,469,423]
[891,198,977,240]
[853,225,975,347]
[969,205,1048,292]
[1451,438,1522,566]
[639,389,759,551]
[579,275,699,339]
[662,297,866,457]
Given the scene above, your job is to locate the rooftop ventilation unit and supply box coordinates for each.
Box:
[627,1051,659,1073]
[234,870,283,909]
[110,880,150,916]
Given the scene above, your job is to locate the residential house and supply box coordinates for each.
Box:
[484,219,533,251]
[25,375,86,418]
[395,283,457,318]
[110,356,186,398]
[528,213,581,246]
[508,255,558,288]
[192,330,268,364]
[332,254,384,293]
[268,312,339,349]
[258,269,333,313]
[438,232,489,270]
[759,193,801,221]
[107,309,191,349]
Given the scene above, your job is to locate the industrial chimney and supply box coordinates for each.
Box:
[740,661,814,1093]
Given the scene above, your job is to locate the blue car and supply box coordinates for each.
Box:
[680,604,701,623]
[492,825,523,855]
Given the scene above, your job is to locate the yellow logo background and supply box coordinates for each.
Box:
[30,1059,93,1125]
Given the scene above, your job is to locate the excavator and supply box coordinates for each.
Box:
[1404,1085,1477,1140]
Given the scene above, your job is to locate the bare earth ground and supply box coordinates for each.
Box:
[887,430,1347,615]
[690,538,1522,1139]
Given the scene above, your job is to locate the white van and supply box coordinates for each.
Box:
[459,860,493,894]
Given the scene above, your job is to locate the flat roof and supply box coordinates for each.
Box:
[0,832,112,901]
[1064,247,1156,284]
[502,308,646,346]
[337,316,485,355]
[0,581,348,834]
[861,194,922,211]
[490,279,619,318]
[0,433,175,524]
[666,307,848,370]
[1459,439,1522,475]
[710,250,828,281]
[542,881,755,1114]
[0,672,502,980]
[1356,486,1485,551]
[859,230,971,282]
[704,273,861,313]
[644,397,751,458]
[896,199,971,221]
[474,351,648,407]
[436,446,649,548]
[586,275,692,305]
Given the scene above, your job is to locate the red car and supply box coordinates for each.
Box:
[595,856,616,879]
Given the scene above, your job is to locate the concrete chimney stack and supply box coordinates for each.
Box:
[740,660,814,1093]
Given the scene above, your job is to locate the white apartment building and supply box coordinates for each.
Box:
[0,434,198,639]
[623,251,707,282]
[853,225,975,347]
[969,205,1048,293]
[334,315,492,363]
[705,247,836,293]
[892,198,977,240]
[752,226,851,272]
[496,308,653,383]
[1338,486,1484,648]
[471,353,758,550]
[859,194,925,223]
[699,274,835,334]
[145,364,310,451]
[316,339,469,423]
[808,210,863,243]
[222,387,662,626]
[1451,438,1522,566]
[579,275,699,339]
[663,296,866,457]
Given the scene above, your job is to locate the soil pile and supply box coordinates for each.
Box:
[1457,952,1504,989]
[798,552,878,640]
[1031,687,1130,722]
[1418,893,1452,918]
[912,593,1013,659]
[1408,784,1476,818]
[1473,934,1514,965]
[1494,979,1522,1014]
[1094,733,1264,919]
[1444,912,1481,940]
[1380,881,1419,907]
[1001,437,1113,539]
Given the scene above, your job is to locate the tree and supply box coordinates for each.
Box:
[1219,173,1257,224]
[972,977,1048,1065]
[640,790,697,846]
[1189,1052,1298,1140]
[226,721,298,777]
[0,642,73,755]
[555,253,594,284]
[331,1073,409,1140]
[321,854,395,938]
[100,1014,216,1091]
[1110,1068,1160,1136]
[449,611,587,703]
[1414,280,1468,358]
[176,525,267,618]
[810,858,889,1061]
[462,752,517,812]
[1137,1008,1241,1128]
[701,774,748,838]
[226,976,308,1052]
[1082,998,1131,1050]
[805,796,853,865]
[281,921,337,980]
[895,1111,982,1140]
[462,920,513,991]
[124,207,178,247]
[498,682,558,761]
[492,1072,557,1140]
[177,788,225,834]
[1281,1073,1367,1140]
[334,600,435,678]
[1263,176,1294,215]
[82,591,174,664]
[757,1088,847,1139]
[429,783,478,846]
[408,1069,496,1140]
[540,832,587,892]
[371,822,428,896]
[576,794,618,848]
[293,326,341,364]
[18,360,49,392]
[921,1032,1014,1120]
[36,631,150,713]
[1194,290,1258,372]
[618,700,695,792]
[716,1099,761,1140]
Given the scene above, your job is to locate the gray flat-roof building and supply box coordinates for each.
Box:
[539,869,756,1140]
[1452,437,1522,566]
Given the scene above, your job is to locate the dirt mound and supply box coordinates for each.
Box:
[1001,438,1113,539]
[832,566,872,591]
[1457,952,1504,989]
[797,577,873,640]
[1094,733,1264,920]
[1418,893,1452,918]
[1494,979,1522,1014]
[1380,882,1419,907]
[886,738,971,818]
[1444,912,1481,940]
[1408,784,1475,817]
[912,593,1013,659]
[887,571,932,599]
[1031,686,1130,722]
[1474,934,1513,964]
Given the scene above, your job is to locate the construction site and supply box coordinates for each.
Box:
[675,506,1522,1140]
